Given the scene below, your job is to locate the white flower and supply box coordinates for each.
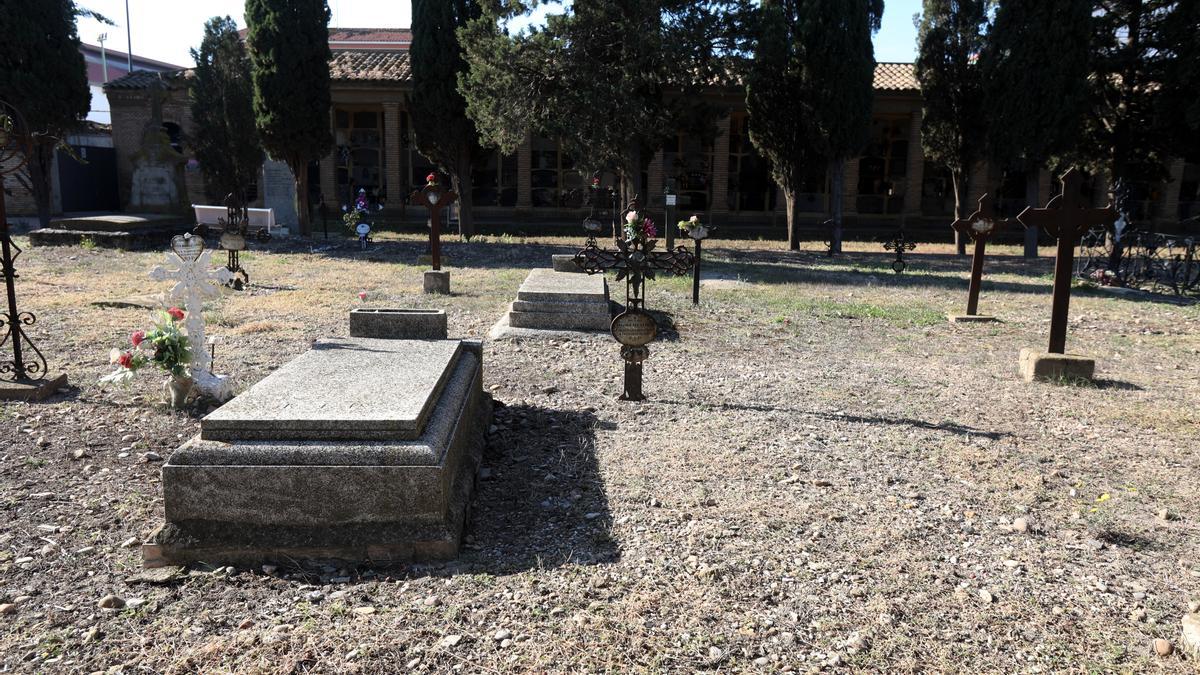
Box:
[689,215,699,224]
[108,348,122,364]
[626,211,638,224]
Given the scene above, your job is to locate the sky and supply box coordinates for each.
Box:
[75,0,921,68]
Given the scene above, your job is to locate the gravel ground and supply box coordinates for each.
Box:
[1,233,1198,673]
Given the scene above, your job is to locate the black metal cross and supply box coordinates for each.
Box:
[883,226,917,273]
[0,101,50,384]
[198,192,271,290]
[574,196,693,401]
[951,193,1008,316]
[1017,169,1117,354]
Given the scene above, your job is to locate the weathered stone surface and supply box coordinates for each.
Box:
[551,254,584,273]
[948,314,999,324]
[1019,348,1095,382]
[516,268,607,303]
[508,303,611,331]
[349,308,448,340]
[0,374,68,402]
[202,339,463,441]
[423,270,451,295]
[148,337,490,567]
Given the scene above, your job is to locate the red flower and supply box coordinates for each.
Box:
[358,291,367,301]
[167,307,185,321]
[131,330,145,347]
[117,352,134,369]
[426,172,437,184]
[591,177,600,187]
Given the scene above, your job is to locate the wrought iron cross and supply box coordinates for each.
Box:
[951,193,1008,316]
[574,196,693,401]
[1017,169,1117,354]
[0,101,50,383]
[883,226,917,274]
[410,176,457,271]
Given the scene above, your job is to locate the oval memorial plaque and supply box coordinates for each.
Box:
[611,309,657,347]
[219,232,246,251]
[356,222,371,236]
[426,191,440,206]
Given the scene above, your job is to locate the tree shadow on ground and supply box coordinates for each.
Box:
[655,398,1010,440]
[437,401,618,576]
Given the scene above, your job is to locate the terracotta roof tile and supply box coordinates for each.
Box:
[103,69,191,91]
[874,62,918,92]
[329,50,410,82]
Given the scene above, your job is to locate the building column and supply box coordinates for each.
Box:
[711,115,731,216]
[648,150,664,207]
[1159,157,1186,222]
[319,107,337,207]
[382,102,402,206]
[902,111,924,217]
[516,133,531,214]
[1037,168,1052,205]
[843,158,859,216]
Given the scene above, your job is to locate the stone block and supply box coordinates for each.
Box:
[0,374,68,402]
[1018,348,1095,382]
[350,308,448,340]
[948,314,999,324]
[552,254,584,273]
[516,268,608,303]
[146,337,491,567]
[423,270,451,295]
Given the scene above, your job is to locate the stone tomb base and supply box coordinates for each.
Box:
[143,337,491,567]
[502,268,611,332]
[1018,348,1096,383]
[948,314,999,324]
[423,270,451,295]
[551,254,584,273]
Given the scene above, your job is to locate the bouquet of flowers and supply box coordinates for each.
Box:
[101,308,192,384]
[623,210,657,243]
[342,188,371,232]
[677,214,710,240]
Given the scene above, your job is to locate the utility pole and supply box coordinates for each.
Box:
[125,0,133,74]
[98,33,109,82]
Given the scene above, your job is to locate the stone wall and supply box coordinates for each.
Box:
[261,159,297,226]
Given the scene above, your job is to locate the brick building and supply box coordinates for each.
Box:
[101,27,1200,236]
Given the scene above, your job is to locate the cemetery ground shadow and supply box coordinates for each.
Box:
[453,401,619,575]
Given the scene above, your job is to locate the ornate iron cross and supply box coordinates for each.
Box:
[951,193,1008,316]
[0,101,50,383]
[574,197,693,401]
[410,175,457,271]
[883,226,917,273]
[1017,169,1117,354]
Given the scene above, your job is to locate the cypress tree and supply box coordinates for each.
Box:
[1161,0,1199,163]
[411,0,482,238]
[0,0,90,227]
[915,0,988,255]
[1082,1,1177,189]
[189,16,261,204]
[245,0,332,236]
[980,0,1092,257]
[746,0,876,252]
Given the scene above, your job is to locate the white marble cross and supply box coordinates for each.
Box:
[150,235,234,400]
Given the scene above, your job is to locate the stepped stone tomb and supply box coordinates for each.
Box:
[493,268,611,336]
[143,325,491,567]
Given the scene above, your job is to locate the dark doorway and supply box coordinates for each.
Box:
[57,145,119,212]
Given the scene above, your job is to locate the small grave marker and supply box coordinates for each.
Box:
[883,227,917,273]
[1015,169,1117,381]
[949,193,1007,323]
[410,173,457,294]
[149,234,234,399]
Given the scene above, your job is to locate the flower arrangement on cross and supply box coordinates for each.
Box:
[623,209,657,244]
[101,307,193,384]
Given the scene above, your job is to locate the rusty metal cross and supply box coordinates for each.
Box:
[1017,169,1117,354]
[952,193,1008,316]
[409,177,458,271]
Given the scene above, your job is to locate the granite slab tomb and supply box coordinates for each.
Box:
[495,268,611,334]
[144,336,491,567]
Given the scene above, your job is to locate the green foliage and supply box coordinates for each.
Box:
[459,1,744,192]
[1161,0,1200,161]
[245,0,332,235]
[189,16,262,204]
[412,0,482,236]
[0,0,90,226]
[980,0,1092,174]
[915,0,987,227]
[746,0,876,250]
[1081,0,1181,184]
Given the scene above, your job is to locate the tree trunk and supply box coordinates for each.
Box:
[453,145,475,239]
[951,168,969,255]
[293,160,311,237]
[785,187,800,251]
[28,142,55,228]
[1023,170,1039,258]
[829,158,845,255]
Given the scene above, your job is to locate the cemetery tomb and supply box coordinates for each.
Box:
[501,268,611,332]
[143,336,491,566]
